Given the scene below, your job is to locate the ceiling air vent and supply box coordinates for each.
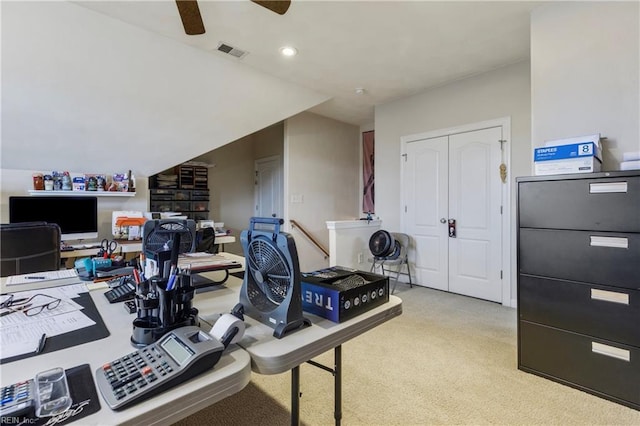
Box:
[217,42,248,59]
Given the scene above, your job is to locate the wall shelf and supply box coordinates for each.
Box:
[28,190,136,197]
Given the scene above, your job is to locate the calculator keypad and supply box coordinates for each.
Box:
[94,326,224,411]
[99,347,172,405]
[105,280,136,303]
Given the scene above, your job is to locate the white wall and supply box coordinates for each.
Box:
[374,61,531,302]
[196,124,284,255]
[531,2,640,168]
[285,113,360,272]
[327,220,381,269]
[375,61,531,229]
[1,2,328,177]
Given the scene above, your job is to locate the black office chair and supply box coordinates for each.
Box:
[0,222,61,277]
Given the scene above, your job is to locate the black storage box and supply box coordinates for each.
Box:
[301,266,389,323]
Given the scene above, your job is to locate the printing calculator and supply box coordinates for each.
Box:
[0,379,35,418]
[94,326,224,410]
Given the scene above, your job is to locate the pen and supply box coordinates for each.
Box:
[26,276,46,280]
[36,333,47,354]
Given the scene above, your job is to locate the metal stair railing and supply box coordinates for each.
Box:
[289,219,329,259]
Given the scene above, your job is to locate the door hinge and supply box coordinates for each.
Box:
[500,270,503,279]
[500,205,503,214]
[404,205,407,213]
[402,153,407,162]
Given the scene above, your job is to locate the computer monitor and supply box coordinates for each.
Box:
[9,196,99,241]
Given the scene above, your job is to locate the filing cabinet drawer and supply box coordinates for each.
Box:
[519,321,640,407]
[191,190,209,201]
[174,190,191,201]
[192,212,208,222]
[150,194,174,201]
[150,202,173,212]
[519,228,640,290]
[518,175,640,232]
[173,201,190,212]
[150,189,174,196]
[191,201,208,212]
[519,275,640,347]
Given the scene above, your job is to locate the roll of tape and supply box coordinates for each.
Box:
[209,313,245,345]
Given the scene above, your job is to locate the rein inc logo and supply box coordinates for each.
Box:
[0,416,37,424]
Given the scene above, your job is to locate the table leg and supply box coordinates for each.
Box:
[291,365,300,426]
[335,345,342,425]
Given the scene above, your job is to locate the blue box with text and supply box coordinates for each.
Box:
[301,266,388,323]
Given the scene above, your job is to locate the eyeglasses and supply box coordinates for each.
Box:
[2,293,62,317]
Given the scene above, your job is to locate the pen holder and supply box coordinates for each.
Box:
[131,275,198,347]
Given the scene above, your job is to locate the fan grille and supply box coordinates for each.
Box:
[333,274,370,290]
[143,221,194,255]
[247,238,291,306]
[369,230,394,257]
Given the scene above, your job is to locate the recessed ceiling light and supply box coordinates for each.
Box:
[355,88,365,95]
[280,46,298,57]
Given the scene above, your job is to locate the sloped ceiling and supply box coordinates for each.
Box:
[74,0,539,125]
[1,2,329,176]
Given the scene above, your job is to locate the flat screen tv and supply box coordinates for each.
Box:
[9,196,99,241]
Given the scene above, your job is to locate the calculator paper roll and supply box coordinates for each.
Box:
[209,313,245,345]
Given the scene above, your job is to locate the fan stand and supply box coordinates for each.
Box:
[274,317,311,339]
[239,217,311,339]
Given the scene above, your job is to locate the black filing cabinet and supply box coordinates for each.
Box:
[517,171,640,410]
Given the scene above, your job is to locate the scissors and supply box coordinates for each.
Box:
[99,239,118,259]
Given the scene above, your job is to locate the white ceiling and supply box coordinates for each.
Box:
[75,0,540,126]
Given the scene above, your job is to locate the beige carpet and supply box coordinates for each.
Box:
[174,284,640,425]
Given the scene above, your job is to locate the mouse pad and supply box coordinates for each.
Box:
[2,364,101,426]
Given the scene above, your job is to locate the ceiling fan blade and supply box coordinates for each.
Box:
[251,0,291,15]
[175,0,205,35]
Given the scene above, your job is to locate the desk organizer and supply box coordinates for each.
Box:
[131,275,199,347]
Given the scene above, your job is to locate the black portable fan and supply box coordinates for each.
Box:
[142,219,196,259]
[369,230,399,258]
[239,217,310,339]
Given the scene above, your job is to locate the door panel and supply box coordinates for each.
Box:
[448,128,502,302]
[255,157,282,218]
[404,136,448,291]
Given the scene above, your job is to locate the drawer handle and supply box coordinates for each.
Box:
[589,182,628,193]
[590,236,628,249]
[591,342,630,362]
[591,289,629,305]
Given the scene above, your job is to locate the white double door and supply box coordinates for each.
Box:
[402,126,504,303]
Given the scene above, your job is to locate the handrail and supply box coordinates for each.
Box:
[289,219,330,259]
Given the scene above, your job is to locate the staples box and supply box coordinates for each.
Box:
[301,266,388,323]
[534,136,603,176]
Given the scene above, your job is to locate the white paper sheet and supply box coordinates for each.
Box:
[0,283,95,360]
[0,311,96,359]
[5,269,78,285]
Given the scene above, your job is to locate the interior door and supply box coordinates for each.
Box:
[255,156,283,218]
[403,127,503,302]
[403,136,449,291]
[447,128,503,302]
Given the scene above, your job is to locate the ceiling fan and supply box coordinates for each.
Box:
[175,0,291,35]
